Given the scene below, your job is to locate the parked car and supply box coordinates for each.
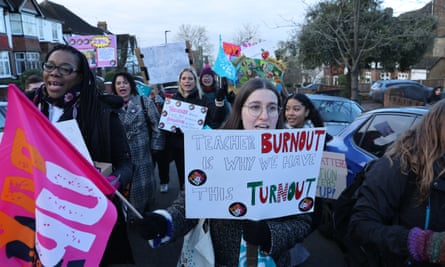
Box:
[162,85,179,98]
[369,80,422,103]
[385,83,433,105]
[0,101,7,141]
[303,83,326,90]
[307,94,364,135]
[326,106,429,185]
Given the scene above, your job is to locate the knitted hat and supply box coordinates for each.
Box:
[199,65,216,92]
[199,65,215,79]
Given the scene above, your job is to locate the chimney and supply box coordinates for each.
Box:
[97,21,107,31]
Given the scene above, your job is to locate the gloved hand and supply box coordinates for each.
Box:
[243,220,271,251]
[106,175,120,190]
[134,212,168,240]
[216,87,226,102]
[408,227,445,263]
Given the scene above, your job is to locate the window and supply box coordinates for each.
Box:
[397,72,409,80]
[51,23,59,41]
[0,8,6,33]
[0,52,11,78]
[379,72,391,80]
[22,14,37,37]
[365,72,371,84]
[10,14,23,34]
[14,52,40,75]
[353,114,417,157]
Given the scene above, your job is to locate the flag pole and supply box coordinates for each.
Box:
[114,190,144,219]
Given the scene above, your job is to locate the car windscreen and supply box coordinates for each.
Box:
[312,99,362,122]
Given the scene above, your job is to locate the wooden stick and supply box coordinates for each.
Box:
[114,190,143,219]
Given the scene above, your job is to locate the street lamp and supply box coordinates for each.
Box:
[164,30,171,45]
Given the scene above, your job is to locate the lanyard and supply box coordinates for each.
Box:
[424,196,431,230]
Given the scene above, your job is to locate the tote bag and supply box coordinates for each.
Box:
[177,219,214,267]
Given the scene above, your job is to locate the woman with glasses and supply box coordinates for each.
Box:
[135,78,312,266]
[26,45,134,266]
[165,68,226,190]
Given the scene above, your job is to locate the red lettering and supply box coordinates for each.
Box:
[262,130,326,154]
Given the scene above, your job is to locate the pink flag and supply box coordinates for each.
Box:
[0,84,117,266]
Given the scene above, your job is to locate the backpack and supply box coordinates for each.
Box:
[330,160,382,267]
[331,160,376,245]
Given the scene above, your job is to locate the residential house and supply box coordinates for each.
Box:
[0,0,64,79]
[39,0,139,76]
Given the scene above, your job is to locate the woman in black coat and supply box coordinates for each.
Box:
[166,67,226,190]
[27,44,134,266]
[349,99,445,267]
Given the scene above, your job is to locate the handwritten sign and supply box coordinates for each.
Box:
[316,151,347,199]
[158,98,207,132]
[183,128,326,220]
[141,41,190,84]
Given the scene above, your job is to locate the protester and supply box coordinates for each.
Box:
[26,45,134,266]
[148,84,171,193]
[135,78,312,266]
[282,93,325,129]
[111,71,165,215]
[199,64,231,127]
[427,85,442,105]
[24,74,44,92]
[165,67,226,190]
[281,93,332,264]
[349,99,445,266]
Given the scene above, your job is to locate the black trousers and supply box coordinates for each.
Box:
[170,147,185,189]
[152,149,171,185]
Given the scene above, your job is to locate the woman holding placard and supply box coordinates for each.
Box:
[165,67,226,190]
[135,78,312,266]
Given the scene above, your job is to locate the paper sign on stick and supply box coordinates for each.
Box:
[183,128,326,220]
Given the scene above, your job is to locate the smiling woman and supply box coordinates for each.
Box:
[25,44,134,266]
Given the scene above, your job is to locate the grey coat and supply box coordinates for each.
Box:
[118,95,165,216]
[165,191,312,267]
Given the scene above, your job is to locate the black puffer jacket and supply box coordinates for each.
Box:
[349,156,445,267]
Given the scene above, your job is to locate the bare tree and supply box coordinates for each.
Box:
[175,24,213,55]
[232,23,262,45]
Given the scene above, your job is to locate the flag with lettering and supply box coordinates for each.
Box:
[0,84,117,266]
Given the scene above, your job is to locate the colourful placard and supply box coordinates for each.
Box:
[68,35,117,68]
[183,128,327,220]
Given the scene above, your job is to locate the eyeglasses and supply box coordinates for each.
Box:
[42,62,77,76]
[243,103,280,117]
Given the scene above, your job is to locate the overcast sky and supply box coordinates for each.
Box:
[47,0,431,54]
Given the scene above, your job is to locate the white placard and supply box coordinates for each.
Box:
[54,119,93,164]
[158,98,207,132]
[184,128,327,220]
[141,41,190,84]
[316,151,348,199]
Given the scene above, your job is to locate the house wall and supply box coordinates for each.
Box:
[429,59,445,79]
